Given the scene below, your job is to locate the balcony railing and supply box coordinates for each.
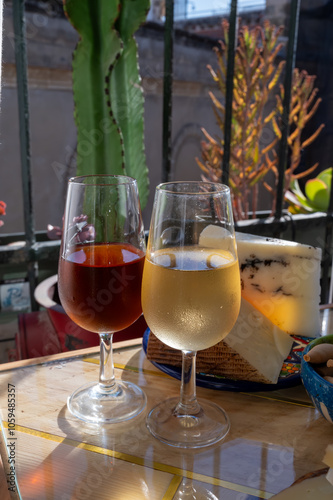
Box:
[1,0,332,310]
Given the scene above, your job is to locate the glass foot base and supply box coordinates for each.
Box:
[67,380,146,424]
[174,481,219,499]
[146,397,230,448]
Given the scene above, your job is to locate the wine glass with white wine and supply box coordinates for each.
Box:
[142,181,241,447]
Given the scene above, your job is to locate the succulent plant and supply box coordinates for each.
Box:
[274,68,325,200]
[63,0,150,209]
[197,19,324,221]
[286,167,332,214]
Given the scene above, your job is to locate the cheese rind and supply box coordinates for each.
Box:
[198,225,233,252]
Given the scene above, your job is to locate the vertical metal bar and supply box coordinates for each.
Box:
[320,155,333,304]
[162,0,174,183]
[221,0,238,187]
[321,189,333,304]
[12,0,38,310]
[0,1,3,91]
[274,0,301,224]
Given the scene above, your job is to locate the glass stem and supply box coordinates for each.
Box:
[176,350,201,416]
[99,333,116,392]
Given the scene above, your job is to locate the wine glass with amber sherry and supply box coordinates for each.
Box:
[58,175,146,424]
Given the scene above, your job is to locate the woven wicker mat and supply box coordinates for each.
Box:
[146,332,271,384]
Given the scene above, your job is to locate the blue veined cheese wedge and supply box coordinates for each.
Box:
[236,232,321,338]
[199,226,322,337]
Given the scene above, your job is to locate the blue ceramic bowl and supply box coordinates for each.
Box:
[301,335,333,424]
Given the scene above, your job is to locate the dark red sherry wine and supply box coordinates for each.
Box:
[58,242,145,334]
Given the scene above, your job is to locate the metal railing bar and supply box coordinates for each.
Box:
[0,230,51,244]
[320,167,333,303]
[12,0,38,310]
[322,219,333,304]
[162,0,175,183]
[236,211,327,237]
[12,0,34,247]
[0,240,60,266]
[221,0,238,186]
[274,0,301,226]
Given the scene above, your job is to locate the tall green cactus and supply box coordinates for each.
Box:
[63,0,150,209]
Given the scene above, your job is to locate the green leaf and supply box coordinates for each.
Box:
[288,180,318,212]
[293,194,316,211]
[305,179,330,210]
[290,178,307,201]
[115,0,149,42]
[64,0,125,176]
[285,190,312,214]
[317,167,332,189]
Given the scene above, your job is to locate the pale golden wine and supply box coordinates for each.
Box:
[142,245,241,351]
